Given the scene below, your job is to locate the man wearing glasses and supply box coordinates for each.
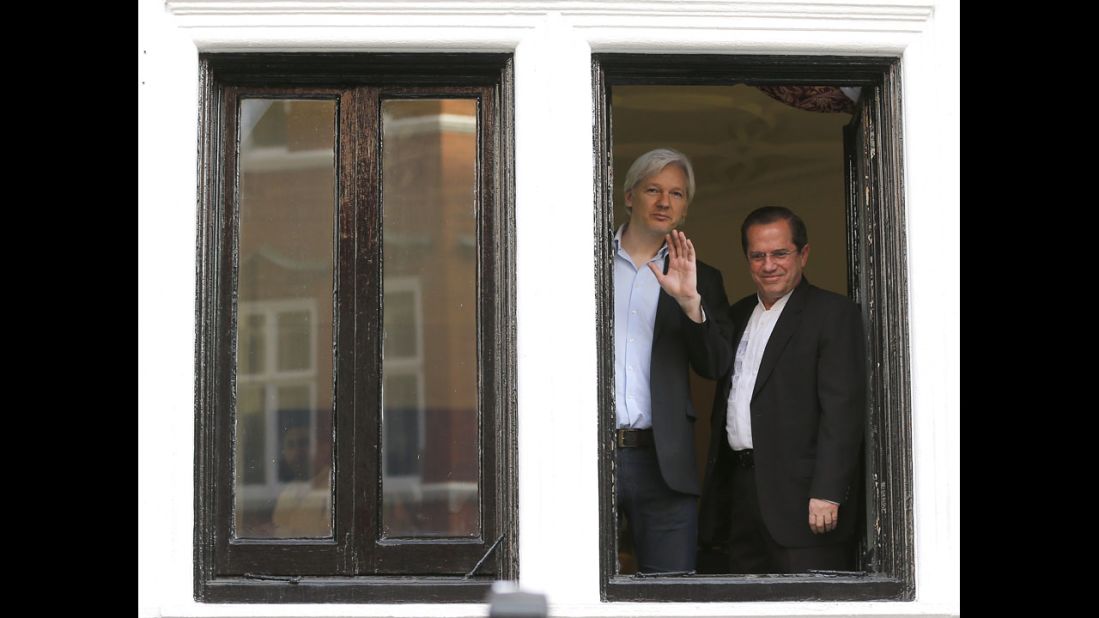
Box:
[699,206,866,574]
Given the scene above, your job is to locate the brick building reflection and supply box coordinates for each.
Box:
[233,98,480,539]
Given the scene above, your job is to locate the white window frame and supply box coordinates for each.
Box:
[140,1,958,616]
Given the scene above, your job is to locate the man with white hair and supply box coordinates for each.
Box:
[613,148,732,573]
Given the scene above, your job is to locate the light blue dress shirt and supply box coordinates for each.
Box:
[613,224,668,430]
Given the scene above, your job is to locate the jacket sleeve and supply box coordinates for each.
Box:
[681,266,733,381]
[809,298,867,503]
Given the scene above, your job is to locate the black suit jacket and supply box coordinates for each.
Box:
[699,277,866,547]
[645,258,733,496]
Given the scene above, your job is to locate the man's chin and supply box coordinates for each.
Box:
[757,289,784,305]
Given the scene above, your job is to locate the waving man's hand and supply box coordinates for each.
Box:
[648,231,704,323]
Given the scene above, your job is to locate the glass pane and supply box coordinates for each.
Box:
[384,374,421,477]
[233,99,335,539]
[238,314,265,374]
[277,310,312,371]
[381,99,479,537]
[383,291,417,360]
[236,385,266,486]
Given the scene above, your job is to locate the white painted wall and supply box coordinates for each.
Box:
[138,1,959,616]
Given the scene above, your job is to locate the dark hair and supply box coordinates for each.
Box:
[740,206,809,256]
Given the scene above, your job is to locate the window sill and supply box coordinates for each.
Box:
[199,576,495,604]
[606,573,912,602]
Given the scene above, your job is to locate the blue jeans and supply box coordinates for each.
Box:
[616,446,697,573]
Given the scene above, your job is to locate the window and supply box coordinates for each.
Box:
[194,54,517,603]
[593,54,914,601]
[234,299,326,539]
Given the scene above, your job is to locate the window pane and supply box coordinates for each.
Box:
[272,402,331,538]
[238,314,265,374]
[381,99,479,538]
[233,99,335,539]
[236,385,266,486]
[383,373,422,477]
[383,290,418,360]
[277,310,312,371]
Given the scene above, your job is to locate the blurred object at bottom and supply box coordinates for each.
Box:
[486,581,548,618]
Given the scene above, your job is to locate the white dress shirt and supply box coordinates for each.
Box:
[725,289,794,450]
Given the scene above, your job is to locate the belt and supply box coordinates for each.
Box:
[730,449,754,469]
[616,428,654,448]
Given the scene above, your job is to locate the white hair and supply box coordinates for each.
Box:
[622,148,696,212]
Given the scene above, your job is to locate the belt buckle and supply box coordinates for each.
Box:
[615,428,641,446]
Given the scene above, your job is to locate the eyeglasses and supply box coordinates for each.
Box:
[747,248,799,263]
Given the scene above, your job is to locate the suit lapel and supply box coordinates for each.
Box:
[730,299,753,352]
[752,277,810,399]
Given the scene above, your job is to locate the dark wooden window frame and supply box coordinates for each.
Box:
[195,53,518,603]
[592,54,915,602]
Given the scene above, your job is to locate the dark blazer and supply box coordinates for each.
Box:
[646,258,733,496]
[699,277,866,548]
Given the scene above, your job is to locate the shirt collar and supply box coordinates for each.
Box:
[756,287,795,312]
[614,223,670,263]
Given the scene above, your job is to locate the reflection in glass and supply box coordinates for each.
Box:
[233,99,335,539]
[381,99,480,537]
[238,314,265,374]
[237,385,265,486]
[384,374,422,477]
[277,311,312,371]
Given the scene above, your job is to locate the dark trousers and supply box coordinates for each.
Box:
[616,447,697,574]
[727,463,852,574]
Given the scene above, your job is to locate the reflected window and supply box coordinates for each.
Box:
[234,299,331,539]
[382,100,480,538]
[232,98,335,540]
